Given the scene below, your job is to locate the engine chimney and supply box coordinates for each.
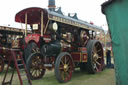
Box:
[48,0,56,11]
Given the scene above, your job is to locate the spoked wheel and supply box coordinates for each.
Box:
[24,42,40,63]
[27,53,46,80]
[86,40,104,74]
[55,52,74,83]
[0,57,4,73]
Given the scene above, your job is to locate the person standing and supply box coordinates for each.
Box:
[106,49,111,68]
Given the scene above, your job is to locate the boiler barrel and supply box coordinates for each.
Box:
[41,41,61,57]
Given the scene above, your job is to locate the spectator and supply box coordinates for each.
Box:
[106,48,111,68]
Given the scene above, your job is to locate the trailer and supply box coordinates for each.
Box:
[0,26,31,73]
[15,0,105,83]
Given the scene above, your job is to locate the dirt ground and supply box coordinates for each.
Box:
[0,67,115,85]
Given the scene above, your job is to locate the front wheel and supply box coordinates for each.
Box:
[55,52,74,83]
[26,53,46,80]
[0,57,4,73]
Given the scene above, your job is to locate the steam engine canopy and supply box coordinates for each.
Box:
[15,7,104,34]
[15,7,48,25]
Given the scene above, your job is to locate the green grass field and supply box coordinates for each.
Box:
[0,68,115,85]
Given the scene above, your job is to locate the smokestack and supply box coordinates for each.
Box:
[48,0,56,11]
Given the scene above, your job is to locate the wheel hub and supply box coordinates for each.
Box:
[93,53,99,62]
[64,64,68,72]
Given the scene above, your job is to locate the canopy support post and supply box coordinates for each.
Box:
[25,13,27,37]
[41,11,43,36]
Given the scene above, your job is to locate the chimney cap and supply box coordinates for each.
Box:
[48,0,56,9]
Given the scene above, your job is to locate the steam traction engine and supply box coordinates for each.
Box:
[15,0,104,83]
[0,26,30,73]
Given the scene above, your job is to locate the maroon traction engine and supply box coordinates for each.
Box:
[0,26,30,73]
[15,0,104,83]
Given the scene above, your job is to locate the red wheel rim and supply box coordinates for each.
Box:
[29,55,45,79]
[92,42,104,72]
[59,55,73,82]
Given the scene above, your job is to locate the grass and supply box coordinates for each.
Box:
[0,68,115,85]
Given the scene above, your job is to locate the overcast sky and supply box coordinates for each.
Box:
[0,0,108,30]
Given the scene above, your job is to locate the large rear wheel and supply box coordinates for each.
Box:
[0,57,4,73]
[86,40,104,74]
[26,53,46,80]
[55,52,74,83]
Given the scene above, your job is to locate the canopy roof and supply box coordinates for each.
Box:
[15,7,48,24]
[15,7,104,33]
